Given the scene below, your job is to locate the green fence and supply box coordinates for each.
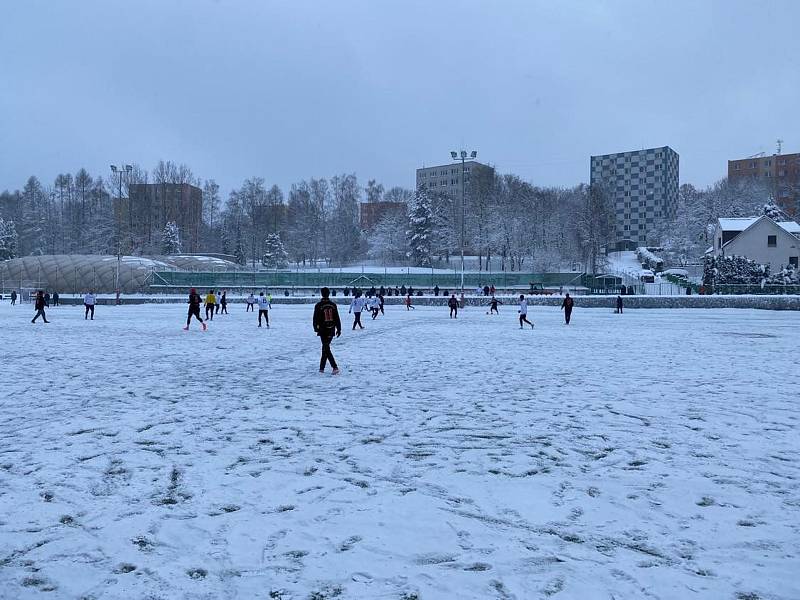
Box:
[150,270,592,290]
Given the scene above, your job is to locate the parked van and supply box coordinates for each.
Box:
[639,270,655,283]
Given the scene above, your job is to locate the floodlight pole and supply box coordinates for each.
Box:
[450,149,477,293]
[110,164,132,304]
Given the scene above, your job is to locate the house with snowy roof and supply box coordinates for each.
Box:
[708,216,800,270]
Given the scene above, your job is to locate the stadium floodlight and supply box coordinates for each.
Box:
[450,151,458,159]
[460,150,467,159]
[470,151,477,158]
[110,165,117,172]
[125,164,133,172]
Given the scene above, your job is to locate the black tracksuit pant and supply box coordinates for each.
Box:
[319,334,338,371]
[32,308,48,323]
[352,312,363,329]
[564,308,572,324]
[205,304,215,320]
[85,304,95,319]
[258,309,269,326]
[187,306,203,326]
[450,306,458,318]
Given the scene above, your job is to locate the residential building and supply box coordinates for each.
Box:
[415,160,494,245]
[116,183,203,253]
[728,152,800,216]
[359,201,407,231]
[590,146,679,250]
[709,216,800,271]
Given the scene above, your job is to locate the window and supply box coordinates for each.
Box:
[735,164,740,170]
[765,172,771,178]
[750,161,756,168]
[791,257,798,267]
[768,235,777,247]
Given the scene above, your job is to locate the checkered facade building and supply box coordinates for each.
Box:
[590,146,679,247]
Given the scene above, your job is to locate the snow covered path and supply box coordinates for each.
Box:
[0,303,798,599]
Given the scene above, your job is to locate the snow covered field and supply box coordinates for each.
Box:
[1,303,798,600]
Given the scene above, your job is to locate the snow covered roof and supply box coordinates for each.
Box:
[718,216,800,236]
[717,217,759,232]
[778,220,800,234]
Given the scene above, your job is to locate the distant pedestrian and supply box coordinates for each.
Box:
[490,284,495,295]
[518,295,534,329]
[378,293,385,315]
[52,292,60,306]
[434,285,440,297]
[10,290,17,305]
[31,290,49,323]
[313,287,341,375]
[246,292,256,312]
[561,293,574,325]
[184,288,206,330]
[257,292,270,328]
[616,295,623,314]
[220,290,228,314]
[44,292,50,306]
[405,294,415,310]
[84,291,96,320]
[448,294,459,319]
[483,285,490,296]
[487,296,503,315]
[350,292,366,329]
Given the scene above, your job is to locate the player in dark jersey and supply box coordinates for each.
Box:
[184,288,207,330]
[313,287,342,374]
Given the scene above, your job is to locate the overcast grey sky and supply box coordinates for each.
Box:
[2,0,799,197]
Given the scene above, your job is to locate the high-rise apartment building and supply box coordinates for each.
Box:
[728,152,800,216]
[590,146,679,249]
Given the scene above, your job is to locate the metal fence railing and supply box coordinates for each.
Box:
[149,270,596,291]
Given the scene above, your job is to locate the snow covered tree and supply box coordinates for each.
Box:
[234,235,246,266]
[368,212,409,264]
[365,179,385,203]
[261,233,289,268]
[407,186,434,267]
[762,201,788,222]
[578,182,615,274]
[328,174,365,265]
[0,216,18,259]
[161,221,182,254]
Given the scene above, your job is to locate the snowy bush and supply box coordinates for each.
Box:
[0,216,18,260]
[766,265,800,286]
[261,233,289,268]
[703,255,768,286]
[636,247,664,271]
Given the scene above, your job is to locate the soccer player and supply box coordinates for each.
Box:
[313,287,341,375]
[518,295,534,329]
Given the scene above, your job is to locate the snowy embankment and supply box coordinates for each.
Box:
[1,304,798,599]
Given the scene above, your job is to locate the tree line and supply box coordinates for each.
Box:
[0,159,779,272]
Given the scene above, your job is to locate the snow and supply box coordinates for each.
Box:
[1,303,798,599]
